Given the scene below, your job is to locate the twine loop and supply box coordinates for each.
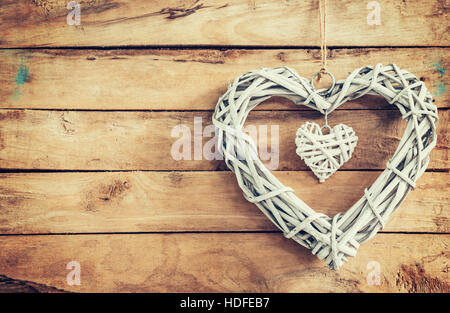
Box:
[318,0,328,79]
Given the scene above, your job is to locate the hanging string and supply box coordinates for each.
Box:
[317,0,330,125]
[318,0,327,79]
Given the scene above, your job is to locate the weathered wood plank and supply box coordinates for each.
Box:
[0,109,447,170]
[0,48,448,110]
[0,171,447,234]
[0,0,448,47]
[0,233,447,292]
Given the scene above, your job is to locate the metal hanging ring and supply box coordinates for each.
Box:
[311,71,335,96]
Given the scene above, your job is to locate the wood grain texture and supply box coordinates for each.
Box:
[0,171,447,234]
[0,233,448,292]
[0,0,448,47]
[0,48,448,110]
[0,109,447,170]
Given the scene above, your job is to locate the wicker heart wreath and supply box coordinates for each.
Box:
[212,64,438,270]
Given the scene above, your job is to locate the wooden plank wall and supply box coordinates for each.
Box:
[0,0,448,293]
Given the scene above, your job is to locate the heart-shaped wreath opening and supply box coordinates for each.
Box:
[212,64,438,270]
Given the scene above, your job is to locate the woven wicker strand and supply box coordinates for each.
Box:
[212,64,438,270]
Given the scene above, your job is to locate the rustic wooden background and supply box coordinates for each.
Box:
[0,0,448,293]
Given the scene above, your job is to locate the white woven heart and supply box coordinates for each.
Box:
[212,64,438,270]
[295,122,358,183]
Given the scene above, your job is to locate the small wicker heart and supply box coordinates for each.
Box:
[295,122,358,183]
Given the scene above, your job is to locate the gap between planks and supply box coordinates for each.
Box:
[0,108,448,112]
[0,231,448,237]
[1,45,450,50]
[0,169,448,173]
